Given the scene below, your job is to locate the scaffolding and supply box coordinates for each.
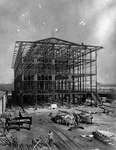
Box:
[12,37,103,105]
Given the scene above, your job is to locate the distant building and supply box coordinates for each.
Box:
[98,84,116,92]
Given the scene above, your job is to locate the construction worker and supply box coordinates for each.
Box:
[48,130,53,148]
[11,135,18,150]
[19,111,22,118]
[5,115,11,132]
[73,111,80,126]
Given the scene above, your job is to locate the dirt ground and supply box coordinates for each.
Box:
[2,102,116,150]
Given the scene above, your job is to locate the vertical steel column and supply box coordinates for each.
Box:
[34,58,38,105]
[79,49,82,102]
[68,46,71,104]
[52,74,55,101]
[72,48,75,104]
[21,53,24,106]
[77,51,79,92]
[61,47,63,105]
[90,49,92,105]
[85,48,87,92]
[61,77,63,104]
[82,55,84,91]
[52,44,55,102]
[90,49,92,93]
[95,50,97,93]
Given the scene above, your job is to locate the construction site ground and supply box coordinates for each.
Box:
[2,102,116,150]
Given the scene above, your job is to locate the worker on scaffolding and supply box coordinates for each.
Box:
[48,130,53,148]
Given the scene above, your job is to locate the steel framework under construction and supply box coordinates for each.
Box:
[12,37,103,106]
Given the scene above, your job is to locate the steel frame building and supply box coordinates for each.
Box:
[12,37,103,105]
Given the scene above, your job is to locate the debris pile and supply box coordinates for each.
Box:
[0,114,19,149]
[51,109,93,126]
[51,110,75,125]
[0,107,33,149]
[75,111,93,124]
[0,117,10,149]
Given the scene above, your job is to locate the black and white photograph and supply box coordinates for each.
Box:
[0,0,116,150]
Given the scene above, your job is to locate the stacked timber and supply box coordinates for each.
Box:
[93,129,116,147]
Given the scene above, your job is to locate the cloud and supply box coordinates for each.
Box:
[94,5,116,45]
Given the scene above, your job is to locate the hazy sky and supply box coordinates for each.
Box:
[0,0,116,84]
